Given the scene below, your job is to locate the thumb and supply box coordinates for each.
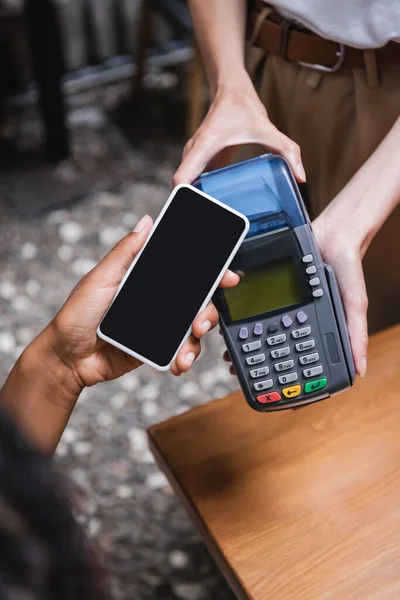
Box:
[87,215,153,289]
[207,146,239,172]
[334,250,369,377]
[259,123,306,182]
[173,136,224,186]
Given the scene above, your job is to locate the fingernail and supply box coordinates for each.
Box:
[133,215,150,233]
[185,352,195,368]
[297,163,306,181]
[200,320,212,334]
[231,271,240,282]
[360,356,367,377]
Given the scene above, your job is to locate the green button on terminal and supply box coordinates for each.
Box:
[304,378,327,394]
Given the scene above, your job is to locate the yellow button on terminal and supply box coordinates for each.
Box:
[282,385,301,399]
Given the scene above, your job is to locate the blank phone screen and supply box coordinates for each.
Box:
[99,186,247,367]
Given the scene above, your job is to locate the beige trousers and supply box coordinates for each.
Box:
[237,47,400,334]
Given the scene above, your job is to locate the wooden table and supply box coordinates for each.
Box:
[149,325,400,600]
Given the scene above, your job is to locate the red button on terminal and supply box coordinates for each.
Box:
[257,391,281,404]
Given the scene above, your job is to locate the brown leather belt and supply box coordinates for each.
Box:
[250,0,400,73]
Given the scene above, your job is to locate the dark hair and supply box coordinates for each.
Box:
[0,409,108,600]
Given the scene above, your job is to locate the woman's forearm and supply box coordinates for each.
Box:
[316,116,400,252]
[188,0,249,95]
[0,330,82,455]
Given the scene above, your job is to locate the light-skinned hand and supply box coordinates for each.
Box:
[173,77,306,186]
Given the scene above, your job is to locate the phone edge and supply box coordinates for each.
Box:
[97,183,250,371]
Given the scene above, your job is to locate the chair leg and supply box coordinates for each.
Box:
[133,0,153,99]
[186,42,207,139]
[24,0,70,162]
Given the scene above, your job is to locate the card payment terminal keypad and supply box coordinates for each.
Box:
[238,308,328,405]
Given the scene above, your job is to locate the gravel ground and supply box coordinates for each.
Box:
[0,78,239,599]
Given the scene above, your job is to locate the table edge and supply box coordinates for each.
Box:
[148,428,251,600]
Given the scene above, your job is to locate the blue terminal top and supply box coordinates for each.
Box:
[193,154,307,239]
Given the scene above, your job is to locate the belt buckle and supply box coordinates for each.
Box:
[298,42,346,73]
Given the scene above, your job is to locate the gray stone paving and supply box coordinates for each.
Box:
[0,81,238,599]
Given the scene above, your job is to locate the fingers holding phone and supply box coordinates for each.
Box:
[97,184,249,372]
[48,197,246,389]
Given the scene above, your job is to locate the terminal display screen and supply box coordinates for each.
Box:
[224,259,303,322]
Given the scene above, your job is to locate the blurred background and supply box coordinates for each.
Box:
[0,1,238,598]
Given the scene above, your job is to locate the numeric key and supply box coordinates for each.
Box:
[246,353,265,366]
[274,359,294,372]
[250,366,270,379]
[242,340,262,353]
[267,333,286,346]
[299,352,319,365]
[270,346,290,359]
[292,326,311,339]
[295,339,315,352]
[278,372,298,385]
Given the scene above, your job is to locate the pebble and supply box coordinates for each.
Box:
[178,381,200,401]
[76,515,87,526]
[73,441,93,457]
[71,259,96,277]
[211,364,233,385]
[198,370,218,390]
[0,281,16,299]
[142,400,158,419]
[54,161,78,184]
[25,280,40,297]
[47,210,68,225]
[58,245,74,262]
[122,213,139,229]
[120,373,140,392]
[99,226,129,248]
[82,498,97,516]
[140,572,163,587]
[70,468,87,486]
[169,550,189,569]
[21,242,37,260]
[13,346,25,359]
[110,392,127,410]
[0,110,245,598]
[87,137,108,159]
[16,327,34,346]
[213,386,229,399]
[11,296,30,312]
[78,388,90,403]
[0,332,16,354]
[88,517,102,538]
[67,106,107,129]
[90,191,121,208]
[62,427,79,445]
[137,383,159,402]
[116,484,133,499]
[127,428,148,453]
[97,411,113,428]
[140,450,155,464]
[174,404,190,416]
[145,471,169,490]
[56,442,68,458]
[172,583,205,600]
[59,221,84,244]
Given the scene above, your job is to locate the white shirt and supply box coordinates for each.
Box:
[263,1,400,48]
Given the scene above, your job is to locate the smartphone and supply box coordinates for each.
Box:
[97,184,249,371]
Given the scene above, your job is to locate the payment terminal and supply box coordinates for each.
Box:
[194,154,355,411]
